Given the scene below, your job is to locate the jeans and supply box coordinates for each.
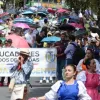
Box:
[57,59,65,80]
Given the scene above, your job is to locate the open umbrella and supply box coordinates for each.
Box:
[57,8,70,13]
[13,23,30,29]
[41,36,61,43]
[37,12,47,17]
[69,23,84,29]
[89,27,100,35]
[48,8,55,14]
[0,37,6,43]
[69,16,79,20]
[72,29,87,36]
[22,10,34,15]
[6,34,29,48]
[59,24,75,31]
[13,18,34,24]
[29,7,38,11]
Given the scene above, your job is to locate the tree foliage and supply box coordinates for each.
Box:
[65,0,100,15]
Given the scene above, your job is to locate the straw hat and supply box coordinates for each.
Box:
[20,48,30,56]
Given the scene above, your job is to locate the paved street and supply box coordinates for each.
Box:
[0,77,54,100]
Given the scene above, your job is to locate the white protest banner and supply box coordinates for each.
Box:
[0,48,57,77]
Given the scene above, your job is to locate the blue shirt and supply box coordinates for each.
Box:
[10,60,33,84]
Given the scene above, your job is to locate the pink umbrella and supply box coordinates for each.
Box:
[57,8,70,13]
[6,34,30,48]
[13,23,30,29]
[69,23,84,29]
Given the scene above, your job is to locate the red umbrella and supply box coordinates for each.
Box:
[57,8,70,13]
[48,8,55,14]
[69,23,84,29]
[6,34,30,48]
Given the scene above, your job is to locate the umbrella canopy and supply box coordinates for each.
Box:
[0,37,6,43]
[57,9,70,13]
[37,12,47,17]
[48,8,55,14]
[6,34,29,48]
[69,23,84,29]
[29,7,38,11]
[22,10,34,15]
[72,29,87,36]
[59,24,75,31]
[0,1,3,5]
[13,18,34,24]
[0,12,9,18]
[69,16,79,20]
[41,36,61,43]
[13,23,30,29]
[89,27,100,35]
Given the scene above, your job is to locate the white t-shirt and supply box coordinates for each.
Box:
[25,33,34,46]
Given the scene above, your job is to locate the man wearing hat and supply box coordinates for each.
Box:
[10,48,33,100]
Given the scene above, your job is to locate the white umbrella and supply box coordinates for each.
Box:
[29,7,38,11]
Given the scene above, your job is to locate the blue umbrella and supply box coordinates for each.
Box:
[13,18,33,24]
[41,36,61,43]
[22,10,34,15]
[70,16,79,20]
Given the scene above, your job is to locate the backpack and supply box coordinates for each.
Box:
[70,43,85,65]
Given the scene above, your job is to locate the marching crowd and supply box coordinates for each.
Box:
[0,6,100,100]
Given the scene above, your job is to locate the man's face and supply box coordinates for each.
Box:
[61,34,65,40]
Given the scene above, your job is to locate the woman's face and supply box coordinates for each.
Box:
[65,66,76,79]
[86,50,93,59]
[88,59,96,72]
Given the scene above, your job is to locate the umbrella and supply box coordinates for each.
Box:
[57,9,69,13]
[22,10,34,15]
[41,36,61,43]
[72,29,87,36]
[89,27,100,35]
[48,8,55,14]
[37,12,47,17]
[0,12,9,18]
[13,18,34,24]
[69,23,84,29]
[29,7,38,11]
[13,23,30,29]
[0,37,6,43]
[6,34,29,48]
[59,24,75,31]
[0,1,3,5]
[69,16,79,20]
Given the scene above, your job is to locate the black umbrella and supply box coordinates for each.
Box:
[89,27,100,35]
[72,29,88,37]
[59,24,75,31]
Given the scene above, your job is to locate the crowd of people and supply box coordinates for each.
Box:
[0,5,100,100]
